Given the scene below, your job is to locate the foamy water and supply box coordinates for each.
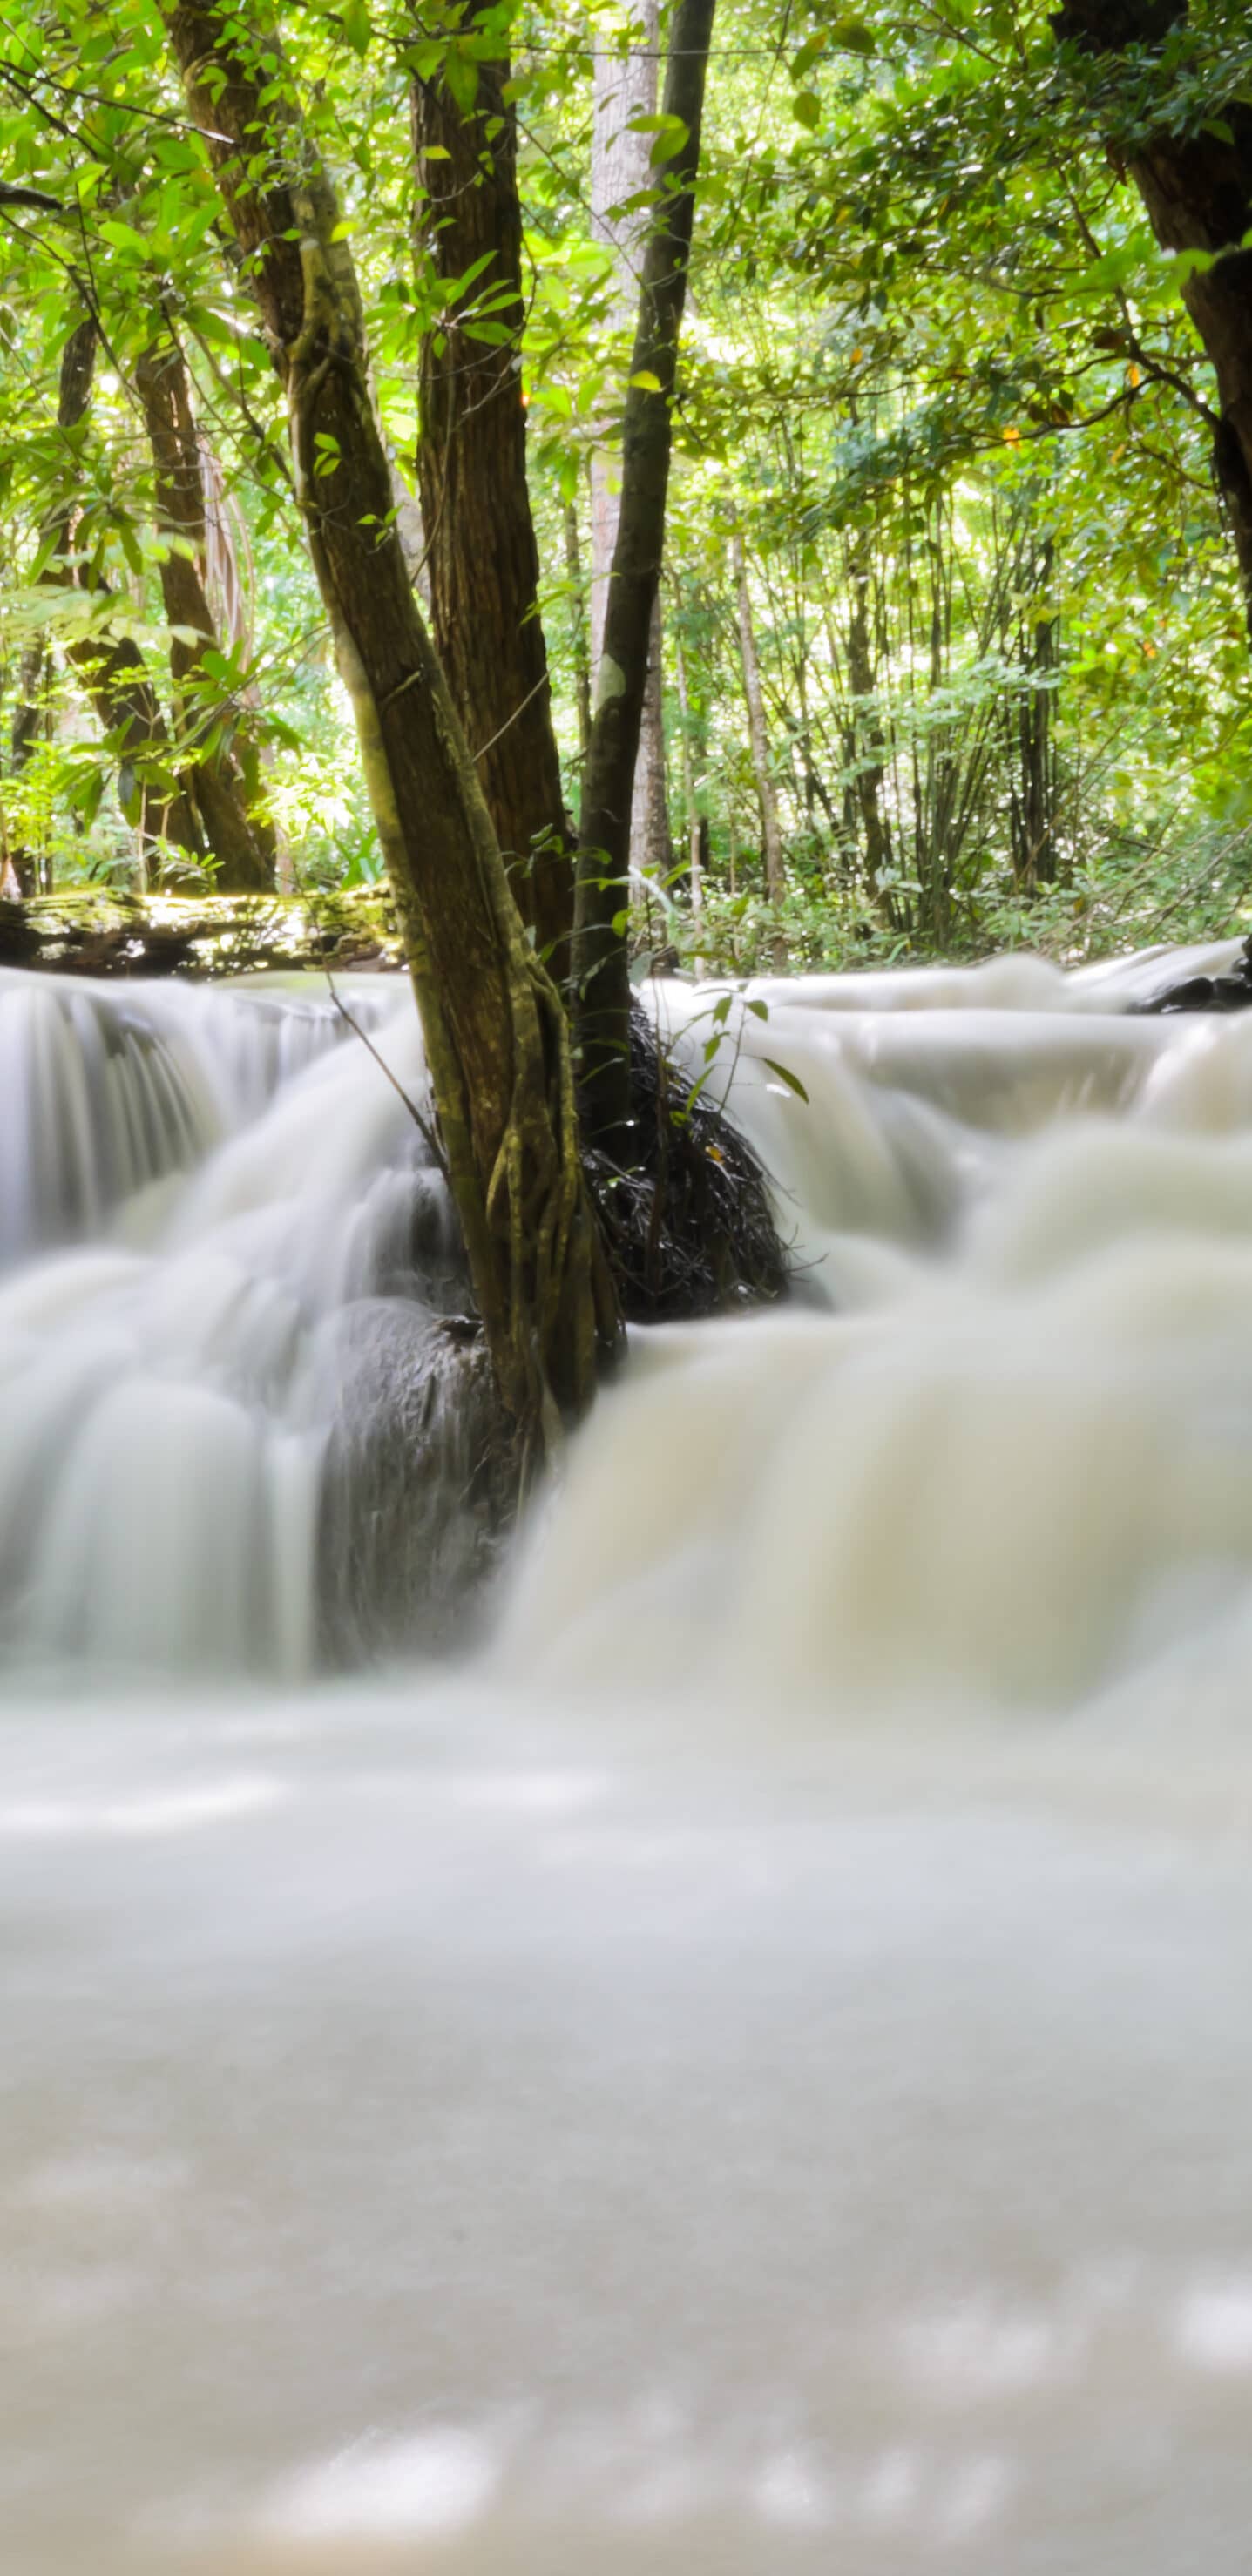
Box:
[4,941,1252,2567]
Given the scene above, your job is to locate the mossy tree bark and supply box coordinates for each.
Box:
[411,15,572,977]
[162,0,615,1447]
[135,333,276,891]
[572,0,717,1153]
[1053,0,1252,634]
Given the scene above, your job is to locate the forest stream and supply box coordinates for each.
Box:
[7,947,1252,2572]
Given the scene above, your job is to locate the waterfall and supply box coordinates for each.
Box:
[3,937,1252,1689]
[0,969,491,1673]
[4,943,1252,2573]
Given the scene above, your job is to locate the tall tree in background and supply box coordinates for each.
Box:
[573,0,716,1148]
[136,332,276,890]
[590,0,674,882]
[411,10,572,975]
[733,530,786,969]
[162,0,613,1444]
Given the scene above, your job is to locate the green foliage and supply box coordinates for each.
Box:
[0,0,1245,964]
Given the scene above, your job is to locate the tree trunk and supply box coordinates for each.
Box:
[563,497,593,778]
[135,334,276,891]
[37,316,205,872]
[163,0,614,1446]
[632,595,674,879]
[1008,534,1059,892]
[673,618,704,916]
[732,531,786,969]
[411,21,572,977]
[9,642,47,893]
[842,544,896,918]
[572,0,717,1152]
[590,0,674,879]
[1053,0,1252,632]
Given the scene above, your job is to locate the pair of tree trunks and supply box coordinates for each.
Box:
[12,314,274,893]
[572,0,718,1152]
[10,316,206,887]
[161,0,613,1448]
[1052,0,1252,636]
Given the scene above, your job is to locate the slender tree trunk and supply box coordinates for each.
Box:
[135,334,276,891]
[633,594,674,879]
[673,619,703,909]
[590,0,674,879]
[589,1,659,675]
[732,531,786,970]
[411,21,572,977]
[1053,0,1252,633]
[37,316,205,874]
[842,544,894,918]
[9,642,46,893]
[563,496,592,778]
[163,0,613,1444]
[1009,535,1059,892]
[572,0,717,1151]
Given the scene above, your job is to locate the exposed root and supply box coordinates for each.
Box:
[586,999,790,1324]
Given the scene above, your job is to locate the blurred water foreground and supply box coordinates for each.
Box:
[5,937,1252,2569]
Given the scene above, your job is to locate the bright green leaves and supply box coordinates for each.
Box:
[627,110,691,168]
[341,0,371,58]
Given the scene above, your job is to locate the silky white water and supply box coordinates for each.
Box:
[5,942,1252,2570]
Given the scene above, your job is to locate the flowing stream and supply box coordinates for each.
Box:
[5,943,1252,2569]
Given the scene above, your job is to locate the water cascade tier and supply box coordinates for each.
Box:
[6,942,1252,2570]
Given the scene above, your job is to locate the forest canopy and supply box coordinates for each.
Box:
[0,0,1249,977]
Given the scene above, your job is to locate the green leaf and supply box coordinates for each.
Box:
[762,1058,809,1102]
[650,117,690,166]
[98,217,150,258]
[342,0,371,57]
[629,368,663,391]
[829,16,876,54]
[792,90,822,131]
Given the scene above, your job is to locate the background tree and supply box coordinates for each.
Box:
[572,0,717,1149]
[590,0,673,882]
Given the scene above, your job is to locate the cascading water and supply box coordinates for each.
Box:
[6,940,1252,2571]
[0,968,497,1673]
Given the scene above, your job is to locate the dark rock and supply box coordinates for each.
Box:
[1133,936,1252,1016]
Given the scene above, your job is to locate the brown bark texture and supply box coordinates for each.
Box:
[162,0,614,1442]
[1053,0,1252,632]
[412,28,572,977]
[136,335,276,890]
[572,0,717,1151]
